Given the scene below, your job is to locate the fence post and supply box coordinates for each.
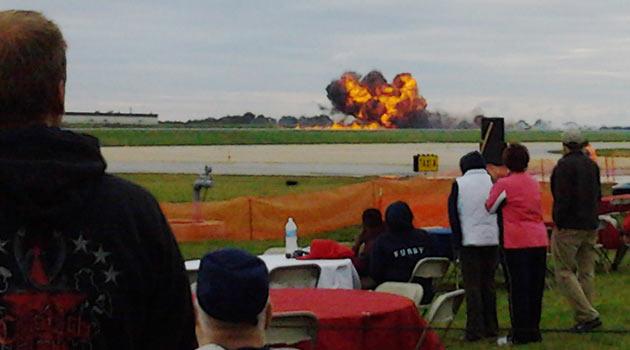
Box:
[248,197,254,240]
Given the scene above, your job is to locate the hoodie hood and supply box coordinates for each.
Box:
[459,151,486,174]
[0,126,106,227]
[385,201,415,234]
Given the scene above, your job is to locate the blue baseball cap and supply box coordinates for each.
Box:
[196,248,269,325]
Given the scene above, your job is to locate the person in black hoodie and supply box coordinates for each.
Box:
[0,10,197,349]
[369,201,434,304]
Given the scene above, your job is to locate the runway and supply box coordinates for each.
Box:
[102,142,630,181]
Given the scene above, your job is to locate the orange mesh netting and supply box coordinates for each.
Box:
[162,177,554,242]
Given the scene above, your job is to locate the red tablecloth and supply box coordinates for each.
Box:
[270,289,444,350]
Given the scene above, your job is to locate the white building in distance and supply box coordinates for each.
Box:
[63,111,159,125]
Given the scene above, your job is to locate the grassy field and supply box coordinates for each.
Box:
[117,173,371,202]
[597,148,630,157]
[547,148,630,157]
[446,261,630,349]
[81,128,630,146]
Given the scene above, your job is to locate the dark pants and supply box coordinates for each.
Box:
[504,247,547,344]
[460,246,499,340]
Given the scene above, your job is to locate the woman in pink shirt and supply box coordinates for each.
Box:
[486,143,549,346]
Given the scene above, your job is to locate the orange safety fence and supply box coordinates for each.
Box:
[162,177,554,242]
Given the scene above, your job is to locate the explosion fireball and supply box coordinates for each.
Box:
[326,70,428,128]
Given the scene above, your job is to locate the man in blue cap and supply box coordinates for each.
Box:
[194,249,272,350]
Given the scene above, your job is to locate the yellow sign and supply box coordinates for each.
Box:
[417,154,439,172]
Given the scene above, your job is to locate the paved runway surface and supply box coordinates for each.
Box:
[103,142,629,182]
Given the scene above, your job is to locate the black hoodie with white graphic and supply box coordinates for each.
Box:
[369,201,433,303]
[0,126,197,349]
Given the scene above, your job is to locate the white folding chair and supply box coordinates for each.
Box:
[415,289,465,350]
[375,282,424,307]
[269,264,321,289]
[408,257,451,282]
[408,257,451,308]
[264,247,287,255]
[266,311,318,349]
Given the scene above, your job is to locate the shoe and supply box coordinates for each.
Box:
[497,336,513,346]
[570,318,603,333]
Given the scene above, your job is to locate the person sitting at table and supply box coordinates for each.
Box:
[194,248,272,350]
[351,208,386,278]
[370,201,434,304]
[448,151,500,342]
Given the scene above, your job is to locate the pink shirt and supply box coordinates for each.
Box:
[486,172,549,249]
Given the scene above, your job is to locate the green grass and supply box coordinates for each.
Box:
[79,128,630,146]
[597,148,630,157]
[548,148,630,157]
[116,173,372,202]
[446,259,630,349]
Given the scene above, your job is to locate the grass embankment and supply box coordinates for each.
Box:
[83,128,630,146]
[548,148,630,157]
[117,173,371,202]
[597,149,630,157]
[122,173,628,348]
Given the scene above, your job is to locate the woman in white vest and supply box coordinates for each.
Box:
[448,151,500,342]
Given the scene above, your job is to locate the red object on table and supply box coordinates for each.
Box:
[599,194,630,215]
[270,288,444,350]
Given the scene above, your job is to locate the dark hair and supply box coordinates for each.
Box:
[362,208,383,229]
[503,143,529,172]
[459,151,486,174]
[0,10,67,124]
[385,201,414,233]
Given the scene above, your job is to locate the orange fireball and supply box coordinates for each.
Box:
[326,70,427,128]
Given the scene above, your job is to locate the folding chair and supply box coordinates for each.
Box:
[596,215,622,273]
[408,257,451,308]
[408,257,451,282]
[269,264,321,289]
[415,289,465,350]
[264,247,287,255]
[266,311,318,349]
[375,282,424,307]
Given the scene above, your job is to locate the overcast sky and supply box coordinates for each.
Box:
[5,1,630,126]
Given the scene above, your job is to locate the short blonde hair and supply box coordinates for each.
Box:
[0,10,67,124]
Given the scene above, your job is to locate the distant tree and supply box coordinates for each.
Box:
[278,116,298,128]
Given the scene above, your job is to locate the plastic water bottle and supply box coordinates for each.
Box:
[285,217,298,257]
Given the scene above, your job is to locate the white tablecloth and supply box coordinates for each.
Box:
[185,255,360,289]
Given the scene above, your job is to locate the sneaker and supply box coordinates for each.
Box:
[497,336,513,346]
[570,318,603,333]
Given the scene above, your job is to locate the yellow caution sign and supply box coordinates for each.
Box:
[413,154,439,172]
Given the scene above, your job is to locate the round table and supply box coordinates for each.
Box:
[270,289,443,350]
